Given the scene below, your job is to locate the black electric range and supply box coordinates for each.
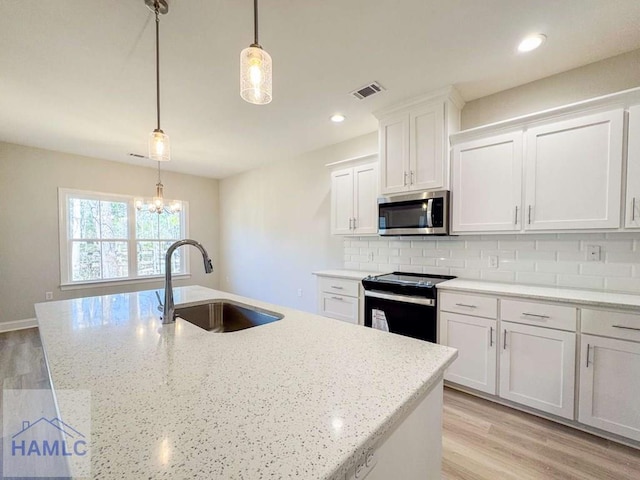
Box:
[361,272,456,342]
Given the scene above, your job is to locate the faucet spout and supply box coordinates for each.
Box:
[162,239,214,324]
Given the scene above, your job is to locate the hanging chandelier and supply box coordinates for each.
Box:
[135,0,180,215]
[240,0,272,105]
[135,162,181,214]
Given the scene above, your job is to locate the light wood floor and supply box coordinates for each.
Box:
[1,328,639,479]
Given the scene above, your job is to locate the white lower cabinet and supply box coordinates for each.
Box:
[440,312,497,394]
[499,321,576,419]
[578,308,640,441]
[440,289,640,445]
[315,274,365,325]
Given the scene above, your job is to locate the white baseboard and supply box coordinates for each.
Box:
[0,318,38,333]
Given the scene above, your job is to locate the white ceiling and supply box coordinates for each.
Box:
[1,0,640,178]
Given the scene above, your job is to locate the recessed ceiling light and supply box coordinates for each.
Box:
[518,34,546,53]
[330,114,346,123]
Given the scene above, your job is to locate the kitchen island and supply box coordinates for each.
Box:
[34,286,457,479]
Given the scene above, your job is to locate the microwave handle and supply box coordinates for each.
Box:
[426,198,433,228]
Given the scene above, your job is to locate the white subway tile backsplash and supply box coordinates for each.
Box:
[535,261,579,274]
[437,258,465,268]
[516,272,557,285]
[345,233,640,294]
[536,240,580,251]
[399,248,425,257]
[598,240,634,252]
[411,257,437,266]
[481,270,516,282]
[605,277,640,292]
[580,263,633,277]
[499,260,535,272]
[499,240,536,250]
[517,250,557,261]
[557,274,605,290]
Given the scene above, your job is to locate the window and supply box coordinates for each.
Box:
[59,189,188,287]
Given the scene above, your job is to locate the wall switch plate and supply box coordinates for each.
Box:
[587,245,602,262]
[45,292,53,301]
[488,256,499,268]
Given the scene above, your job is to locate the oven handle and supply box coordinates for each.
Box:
[364,290,435,307]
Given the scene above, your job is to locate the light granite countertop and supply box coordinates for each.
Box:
[35,286,457,479]
[438,278,640,311]
[313,269,380,280]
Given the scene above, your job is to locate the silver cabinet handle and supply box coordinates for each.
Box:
[528,205,532,225]
[410,170,415,185]
[633,198,637,222]
[489,326,494,347]
[331,296,344,301]
[522,313,550,319]
[455,303,477,308]
[514,206,519,224]
[586,343,591,368]
[330,286,344,290]
[403,172,408,186]
[503,329,508,350]
[612,324,640,332]
[353,218,357,230]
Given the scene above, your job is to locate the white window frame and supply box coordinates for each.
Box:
[58,188,190,290]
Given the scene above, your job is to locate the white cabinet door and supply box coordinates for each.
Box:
[524,109,624,230]
[353,163,378,234]
[499,321,576,419]
[380,113,409,195]
[625,105,640,228]
[410,102,445,191]
[319,292,359,324]
[330,168,354,234]
[579,335,640,441]
[451,132,523,232]
[440,312,497,394]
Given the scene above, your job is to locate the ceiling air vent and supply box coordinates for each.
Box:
[350,81,385,100]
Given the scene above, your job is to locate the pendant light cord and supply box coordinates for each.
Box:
[253,0,259,46]
[155,1,161,130]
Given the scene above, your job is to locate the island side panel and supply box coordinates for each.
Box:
[367,376,444,480]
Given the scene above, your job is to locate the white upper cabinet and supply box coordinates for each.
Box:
[452,132,523,232]
[451,100,628,234]
[330,159,378,235]
[376,88,463,195]
[625,105,640,228]
[524,109,624,230]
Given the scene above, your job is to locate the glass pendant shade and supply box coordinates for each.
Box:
[149,129,170,162]
[240,46,272,105]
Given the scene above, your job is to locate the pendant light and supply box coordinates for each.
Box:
[147,0,170,161]
[240,0,272,105]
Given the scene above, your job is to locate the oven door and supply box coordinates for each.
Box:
[364,291,437,343]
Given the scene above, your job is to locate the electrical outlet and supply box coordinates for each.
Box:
[587,245,602,262]
[488,256,499,268]
[297,288,303,297]
[45,292,53,301]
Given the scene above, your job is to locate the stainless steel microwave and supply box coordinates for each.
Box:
[378,190,450,236]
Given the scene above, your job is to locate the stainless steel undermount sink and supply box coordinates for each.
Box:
[175,300,283,332]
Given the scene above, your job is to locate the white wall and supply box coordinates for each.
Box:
[462,48,640,129]
[219,132,377,312]
[0,142,220,324]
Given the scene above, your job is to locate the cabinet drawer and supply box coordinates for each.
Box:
[318,276,360,297]
[439,292,497,319]
[582,309,640,342]
[501,299,576,331]
[319,292,358,324]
